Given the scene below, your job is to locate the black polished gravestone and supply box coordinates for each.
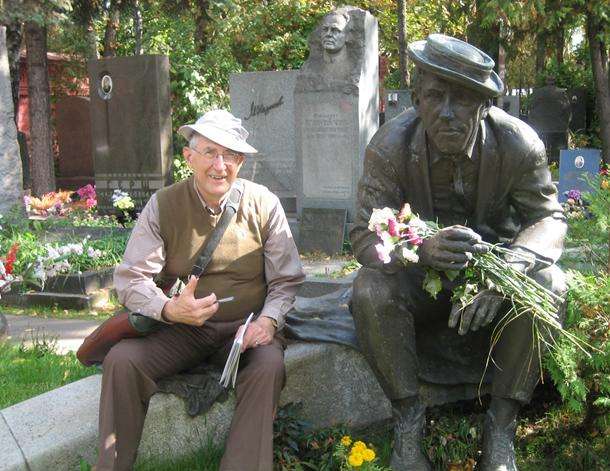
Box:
[88,55,173,212]
[298,208,347,256]
[528,81,572,163]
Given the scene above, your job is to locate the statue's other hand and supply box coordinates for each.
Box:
[448,289,504,335]
[418,225,488,271]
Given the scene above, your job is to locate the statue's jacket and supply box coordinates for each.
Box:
[351,106,566,272]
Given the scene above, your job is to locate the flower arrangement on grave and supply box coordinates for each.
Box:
[0,243,19,295]
[368,204,591,377]
[335,436,389,470]
[111,189,136,224]
[24,185,97,216]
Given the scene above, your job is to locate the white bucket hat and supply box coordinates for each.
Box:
[178,109,258,154]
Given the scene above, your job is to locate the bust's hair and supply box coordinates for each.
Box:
[322,9,350,25]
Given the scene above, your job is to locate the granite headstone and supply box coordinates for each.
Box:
[88,55,173,212]
[230,70,298,213]
[528,81,571,163]
[500,95,519,118]
[56,96,94,189]
[295,6,379,222]
[0,26,23,214]
[568,88,587,132]
[384,89,412,122]
[299,208,347,255]
[558,148,601,202]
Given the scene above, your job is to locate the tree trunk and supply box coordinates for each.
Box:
[24,21,55,196]
[586,14,610,166]
[133,0,143,55]
[535,31,547,77]
[555,26,565,65]
[193,0,211,55]
[397,0,409,88]
[5,21,22,124]
[103,1,121,57]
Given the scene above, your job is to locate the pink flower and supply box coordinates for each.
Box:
[405,227,424,246]
[388,218,399,237]
[76,184,96,200]
[375,243,392,264]
[85,197,97,209]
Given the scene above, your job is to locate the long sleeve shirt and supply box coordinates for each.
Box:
[114,182,305,329]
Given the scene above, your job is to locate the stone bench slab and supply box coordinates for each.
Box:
[0,342,390,470]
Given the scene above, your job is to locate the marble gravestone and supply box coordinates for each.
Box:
[0,26,23,215]
[295,6,379,221]
[56,96,94,189]
[230,71,298,213]
[384,89,412,122]
[88,55,173,212]
[528,80,571,163]
[558,148,601,202]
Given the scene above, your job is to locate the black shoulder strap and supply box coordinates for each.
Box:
[190,179,244,278]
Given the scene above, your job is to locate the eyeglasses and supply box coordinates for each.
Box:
[190,147,243,165]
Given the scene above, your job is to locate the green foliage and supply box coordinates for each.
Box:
[545,270,610,421]
[423,415,479,468]
[172,154,193,182]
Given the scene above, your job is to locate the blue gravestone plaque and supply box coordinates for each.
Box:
[558,149,601,202]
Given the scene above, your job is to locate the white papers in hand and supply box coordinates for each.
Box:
[219,313,255,388]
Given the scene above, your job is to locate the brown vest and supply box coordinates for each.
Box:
[156,176,271,322]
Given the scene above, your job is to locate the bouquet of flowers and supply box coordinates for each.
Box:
[368,204,591,377]
[0,243,19,295]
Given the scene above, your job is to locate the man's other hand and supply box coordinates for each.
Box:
[238,317,276,352]
[161,275,218,325]
[418,225,488,271]
[448,289,505,335]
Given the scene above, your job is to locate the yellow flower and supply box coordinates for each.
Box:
[341,436,352,446]
[351,441,367,453]
[348,451,364,467]
[601,179,609,190]
[362,448,376,462]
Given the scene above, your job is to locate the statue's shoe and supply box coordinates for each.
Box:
[478,410,518,471]
[389,402,432,471]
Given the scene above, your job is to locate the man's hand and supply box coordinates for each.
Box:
[448,290,504,335]
[418,225,488,271]
[161,275,218,325]
[237,316,276,352]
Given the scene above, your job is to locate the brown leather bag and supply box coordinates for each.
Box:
[76,311,143,366]
[76,181,244,367]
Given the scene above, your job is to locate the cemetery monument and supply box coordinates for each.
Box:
[0,26,23,214]
[294,6,379,221]
[88,55,173,212]
[350,34,567,471]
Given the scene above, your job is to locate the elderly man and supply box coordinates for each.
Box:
[95,110,304,471]
[350,35,566,471]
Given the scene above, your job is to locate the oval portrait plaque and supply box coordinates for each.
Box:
[99,74,113,100]
[574,155,585,169]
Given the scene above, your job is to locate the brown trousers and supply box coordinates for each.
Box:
[95,319,285,471]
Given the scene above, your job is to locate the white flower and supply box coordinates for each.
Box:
[400,246,420,263]
[368,207,397,232]
[46,246,60,260]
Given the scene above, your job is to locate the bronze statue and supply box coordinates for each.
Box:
[350,34,567,471]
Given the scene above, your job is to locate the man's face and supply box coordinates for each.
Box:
[183,136,244,207]
[416,73,488,154]
[320,14,348,53]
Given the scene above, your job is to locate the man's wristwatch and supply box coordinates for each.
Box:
[266,317,278,330]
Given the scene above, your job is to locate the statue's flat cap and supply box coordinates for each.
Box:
[408,34,503,97]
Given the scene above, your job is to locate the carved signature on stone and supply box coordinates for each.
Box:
[243,95,284,121]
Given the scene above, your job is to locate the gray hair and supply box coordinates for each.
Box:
[188,133,204,150]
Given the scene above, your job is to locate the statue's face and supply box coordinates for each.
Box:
[320,14,348,53]
[416,74,488,154]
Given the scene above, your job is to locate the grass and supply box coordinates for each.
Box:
[1,298,120,321]
[0,337,98,409]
